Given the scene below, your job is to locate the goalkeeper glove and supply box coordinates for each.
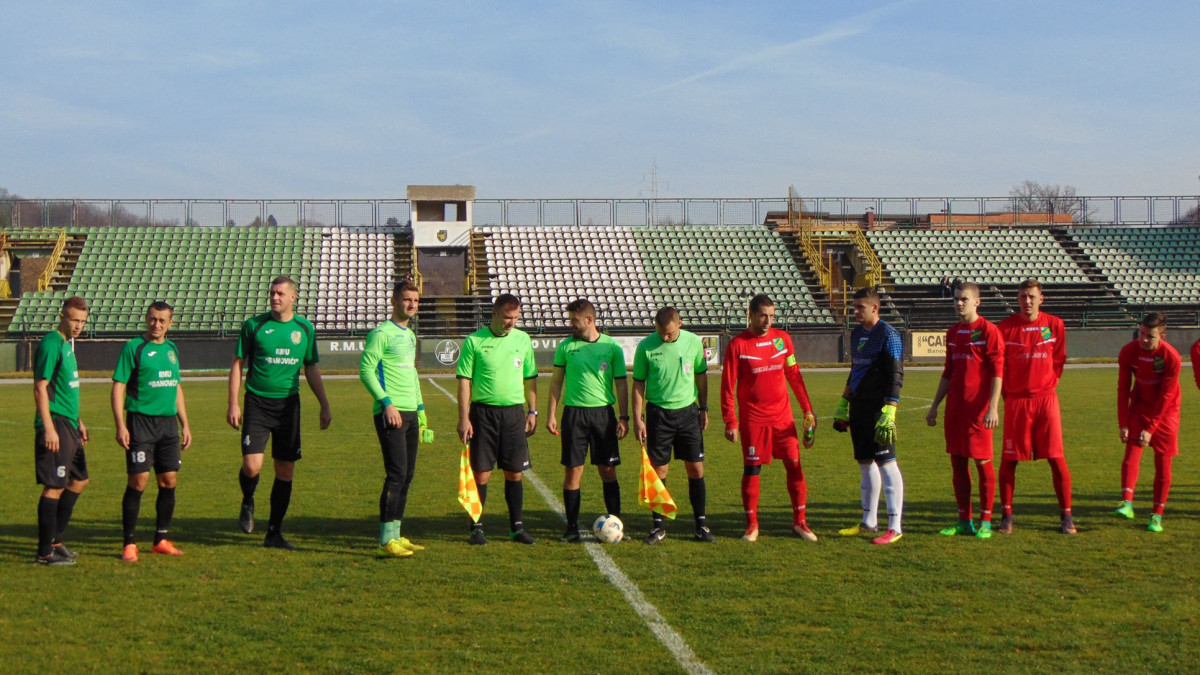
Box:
[832,397,850,433]
[874,404,897,446]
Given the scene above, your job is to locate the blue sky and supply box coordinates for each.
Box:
[2,1,1197,199]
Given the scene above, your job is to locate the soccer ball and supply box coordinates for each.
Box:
[592,514,624,543]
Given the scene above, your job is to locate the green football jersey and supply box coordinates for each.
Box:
[632,329,707,410]
[554,334,626,407]
[112,336,181,417]
[33,330,81,428]
[456,326,537,406]
[236,312,318,399]
[359,320,424,415]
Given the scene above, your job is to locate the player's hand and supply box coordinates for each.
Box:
[384,404,402,429]
[546,416,559,436]
[698,410,709,432]
[634,419,647,444]
[458,419,473,445]
[227,403,242,430]
[833,397,850,432]
[525,413,537,437]
[44,426,60,453]
[616,418,628,439]
[78,421,89,444]
[874,404,897,446]
[983,405,999,430]
[319,404,332,430]
[1119,427,1129,444]
[925,406,938,427]
[1138,430,1152,448]
[116,425,131,450]
[802,412,816,449]
[724,425,739,444]
[180,424,193,450]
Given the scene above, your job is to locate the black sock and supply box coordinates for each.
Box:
[122,486,144,546]
[505,480,524,533]
[155,487,176,545]
[54,489,81,543]
[239,469,260,503]
[563,489,581,530]
[471,482,488,530]
[652,477,665,529]
[37,496,59,557]
[689,477,707,527]
[267,478,292,535]
[603,480,621,518]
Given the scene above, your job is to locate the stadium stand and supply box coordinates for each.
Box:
[1069,227,1200,315]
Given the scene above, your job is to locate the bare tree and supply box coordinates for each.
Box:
[1008,180,1088,222]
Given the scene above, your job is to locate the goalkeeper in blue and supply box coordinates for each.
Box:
[359,280,430,558]
[832,287,906,545]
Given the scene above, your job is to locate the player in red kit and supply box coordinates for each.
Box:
[926,282,1003,539]
[1191,338,1200,392]
[1115,312,1181,533]
[996,279,1075,535]
[721,294,817,542]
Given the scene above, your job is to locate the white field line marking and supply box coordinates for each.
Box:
[426,378,712,675]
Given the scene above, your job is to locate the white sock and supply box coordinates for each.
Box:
[859,462,881,529]
[881,460,904,533]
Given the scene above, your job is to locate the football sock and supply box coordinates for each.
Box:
[505,479,524,532]
[860,462,881,529]
[653,477,665,529]
[784,461,807,525]
[950,455,972,521]
[563,488,581,531]
[1120,445,1142,502]
[1152,453,1172,516]
[471,482,488,530]
[880,460,904,533]
[602,479,621,518]
[122,486,144,546]
[688,477,707,528]
[1048,456,1072,513]
[37,496,59,557]
[978,460,995,523]
[267,478,292,535]
[239,469,259,503]
[155,487,176,545]
[999,459,1017,515]
[740,474,760,527]
[54,488,81,543]
[379,520,399,545]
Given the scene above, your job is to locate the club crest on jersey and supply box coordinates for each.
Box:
[168,351,177,364]
[683,363,694,375]
[772,337,785,351]
[291,331,302,345]
[970,329,983,342]
[1040,327,1053,341]
[513,358,523,368]
[599,361,609,372]
[857,338,868,351]
[1154,356,1165,373]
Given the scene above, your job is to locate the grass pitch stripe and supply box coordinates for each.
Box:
[426,377,713,675]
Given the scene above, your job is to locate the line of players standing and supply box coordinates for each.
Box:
[29,277,1199,563]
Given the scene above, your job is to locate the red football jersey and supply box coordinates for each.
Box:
[997,312,1066,396]
[1117,339,1181,433]
[941,316,1004,416]
[720,328,812,428]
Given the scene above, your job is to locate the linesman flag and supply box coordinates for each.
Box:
[458,445,482,523]
[638,444,677,519]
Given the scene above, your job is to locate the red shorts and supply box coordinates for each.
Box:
[1127,408,1179,457]
[944,402,994,460]
[1002,392,1065,461]
[739,419,799,465]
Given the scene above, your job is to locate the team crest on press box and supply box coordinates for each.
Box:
[291,331,302,345]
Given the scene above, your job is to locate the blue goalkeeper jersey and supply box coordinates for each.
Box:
[846,320,904,403]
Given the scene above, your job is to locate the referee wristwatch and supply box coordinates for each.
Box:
[527,410,538,416]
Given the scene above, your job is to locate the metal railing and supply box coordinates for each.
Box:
[36,229,68,292]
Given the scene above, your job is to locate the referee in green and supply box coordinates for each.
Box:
[227,276,332,550]
[359,280,428,558]
[633,306,713,544]
[546,298,628,541]
[112,301,193,562]
[456,293,538,545]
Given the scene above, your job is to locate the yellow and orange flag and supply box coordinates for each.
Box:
[638,445,677,519]
[458,445,482,523]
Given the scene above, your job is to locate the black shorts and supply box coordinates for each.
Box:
[126,412,181,475]
[375,410,419,479]
[560,406,621,468]
[34,416,88,488]
[241,392,302,462]
[849,398,896,464]
[645,403,705,467]
[469,403,532,474]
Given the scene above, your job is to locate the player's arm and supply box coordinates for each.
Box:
[720,341,739,443]
[926,377,950,426]
[175,383,192,450]
[34,379,59,452]
[782,337,815,431]
[614,376,629,440]
[984,375,1002,429]
[984,325,1005,428]
[227,356,244,429]
[304,363,332,430]
[359,330,400,428]
[695,369,709,432]
[524,375,537,437]
[1116,346,1133,443]
[111,381,130,450]
[546,366,564,435]
[1053,318,1067,380]
[632,379,647,443]
[1191,339,1200,390]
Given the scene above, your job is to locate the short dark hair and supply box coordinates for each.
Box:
[270,275,297,292]
[146,301,173,317]
[654,306,680,327]
[853,287,880,303]
[748,294,774,315]
[62,297,88,313]
[567,298,595,317]
[956,281,980,297]
[1018,278,1043,293]
[393,280,420,297]
[494,293,521,312]
[1142,311,1167,330]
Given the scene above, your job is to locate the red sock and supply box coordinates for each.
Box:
[951,455,972,520]
[1048,456,1072,513]
[741,474,760,527]
[1152,453,1172,516]
[1121,446,1143,502]
[784,461,807,525]
[978,460,995,523]
[999,459,1017,515]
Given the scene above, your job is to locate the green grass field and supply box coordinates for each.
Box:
[1,367,1197,673]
